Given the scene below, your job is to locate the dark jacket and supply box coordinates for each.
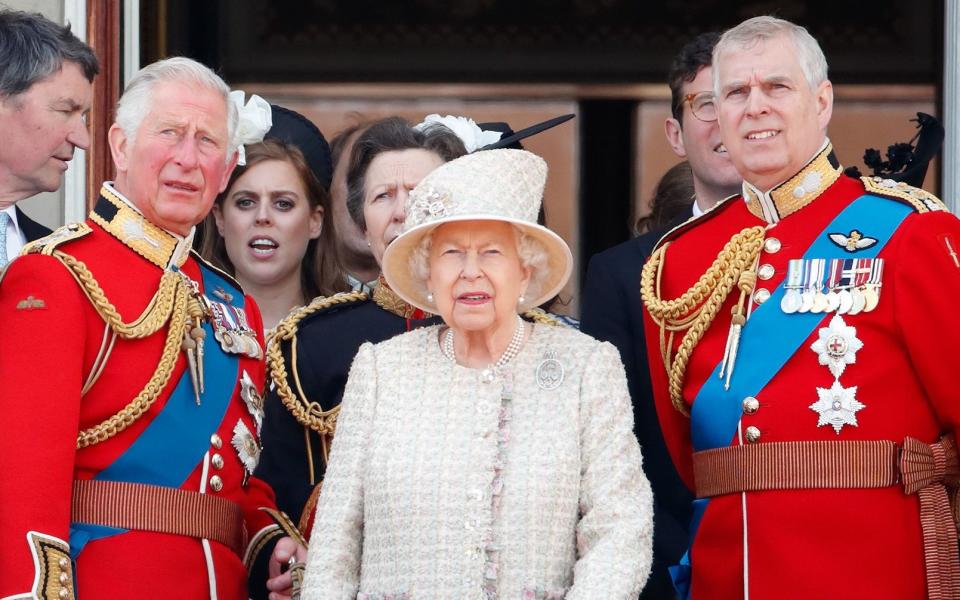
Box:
[16,206,53,242]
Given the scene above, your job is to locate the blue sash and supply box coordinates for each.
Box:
[672,194,912,598]
[70,265,243,556]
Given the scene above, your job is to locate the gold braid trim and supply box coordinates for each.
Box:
[75,274,189,448]
[266,291,369,433]
[640,226,766,416]
[53,251,180,339]
[521,307,568,327]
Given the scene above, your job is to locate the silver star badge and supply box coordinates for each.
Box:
[232,419,261,474]
[810,315,863,379]
[810,381,865,434]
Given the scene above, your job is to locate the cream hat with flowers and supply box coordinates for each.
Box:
[381,148,573,314]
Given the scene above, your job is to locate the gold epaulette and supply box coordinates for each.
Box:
[861,176,947,213]
[21,222,92,256]
[266,291,369,433]
[522,307,570,327]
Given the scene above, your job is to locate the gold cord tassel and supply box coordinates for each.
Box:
[719,270,757,389]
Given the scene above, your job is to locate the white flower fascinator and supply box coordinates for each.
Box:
[229,90,272,165]
[414,114,502,153]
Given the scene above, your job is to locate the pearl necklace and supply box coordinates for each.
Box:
[442,314,526,369]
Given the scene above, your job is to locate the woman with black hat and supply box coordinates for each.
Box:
[200,105,348,331]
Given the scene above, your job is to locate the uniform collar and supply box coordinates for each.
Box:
[742,139,843,225]
[372,275,431,319]
[91,183,195,270]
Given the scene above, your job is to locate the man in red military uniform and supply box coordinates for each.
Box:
[642,15,960,600]
[0,57,302,599]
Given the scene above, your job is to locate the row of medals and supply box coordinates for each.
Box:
[780,257,883,315]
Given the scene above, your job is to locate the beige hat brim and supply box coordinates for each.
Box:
[381,214,573,315]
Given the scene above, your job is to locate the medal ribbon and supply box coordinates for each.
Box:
[673,194,912,599]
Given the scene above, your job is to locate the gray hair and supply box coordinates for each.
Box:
[115,57,238,159]
[712,16,828,94]
[0,9,99,99]
[411,223,549,307]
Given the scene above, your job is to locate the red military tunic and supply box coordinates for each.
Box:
[643,145,960,599]
[0,185,290,599]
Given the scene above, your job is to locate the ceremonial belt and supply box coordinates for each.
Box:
[693,435,960,600]
[72,479,247,557]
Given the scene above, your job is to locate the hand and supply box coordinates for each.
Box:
[266,536,308,600]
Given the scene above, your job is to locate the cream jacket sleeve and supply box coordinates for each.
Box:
[301,342,377,599]
[568,341,654,598]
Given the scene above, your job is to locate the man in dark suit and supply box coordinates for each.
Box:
[580,32,742,599]
[0,9,98,265]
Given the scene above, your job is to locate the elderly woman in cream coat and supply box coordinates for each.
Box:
[301,149,653,599]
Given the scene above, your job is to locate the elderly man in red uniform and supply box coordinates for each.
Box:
[642,15,960,600]
[0,57,303,599]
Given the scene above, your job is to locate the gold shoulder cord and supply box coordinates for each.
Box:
[266,291,369,433]
[43,251,194,449]
[640,226,766,416]
[521,307,568,327]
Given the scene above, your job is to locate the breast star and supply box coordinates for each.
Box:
[810,381,865,434]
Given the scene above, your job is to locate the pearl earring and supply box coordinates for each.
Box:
[518,294,526,304]
[426,292,434,303]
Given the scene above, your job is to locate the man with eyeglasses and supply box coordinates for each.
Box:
[580,32,740,599]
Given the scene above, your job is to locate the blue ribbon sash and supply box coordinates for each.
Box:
[673,194,913,598]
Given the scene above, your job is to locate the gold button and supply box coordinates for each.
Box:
[58,557,70,570]
[745,426,761,443]
[758,263,775,280]
[742,397,760,414]
[211,453,224,469]
[210,434,222,449]
[59,572,70,585]
[209,475,223,492]
[754,288,771,304]
[764,237,782,253]
[58,589,70,600]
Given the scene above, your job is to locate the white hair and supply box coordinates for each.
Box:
[712,16,829,95]
[115,57,238,160]
[412,223,550,306]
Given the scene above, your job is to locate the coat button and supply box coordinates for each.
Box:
[754,288,771,304]
[758,263,775,280]
[209,475,223,492]
[210,434,222,449]
[764,238,782,253]
[744,426,761,443]
[211,453,224,469]
[742,397,760,414]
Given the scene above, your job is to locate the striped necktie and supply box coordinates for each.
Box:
[0,211,10,268]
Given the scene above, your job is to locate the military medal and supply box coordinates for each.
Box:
[809,314,867,433]
[810,259,828,313]
[809,381,865,434]
[825,259,841,312]
[810,315,863,378]
[208,301,263,359]
[780,259,804,314]
[232,419,260,479]
[862,259,884,313]
[239,370,264,434]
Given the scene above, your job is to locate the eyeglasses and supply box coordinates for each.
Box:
[681,91,718,123]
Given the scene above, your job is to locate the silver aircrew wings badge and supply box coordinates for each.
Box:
[828,229,878,252]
